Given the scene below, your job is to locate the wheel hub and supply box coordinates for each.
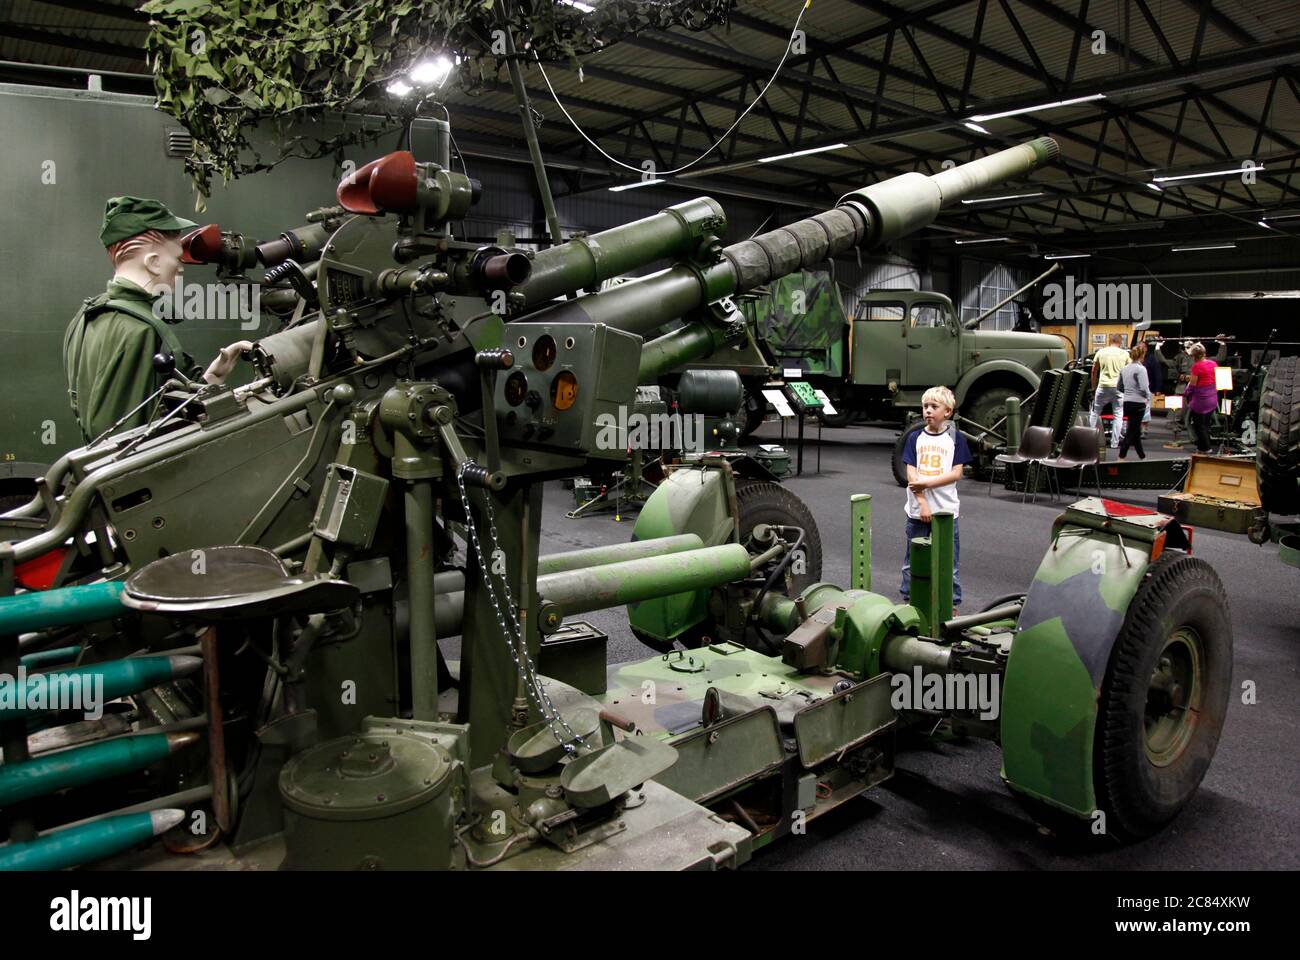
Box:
[1144,628,1203,767]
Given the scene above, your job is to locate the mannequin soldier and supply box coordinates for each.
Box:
[63,196,252,442]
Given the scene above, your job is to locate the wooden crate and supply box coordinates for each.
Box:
[1157,454,1264,535]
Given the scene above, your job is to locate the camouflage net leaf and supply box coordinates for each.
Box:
[141,0,736,203]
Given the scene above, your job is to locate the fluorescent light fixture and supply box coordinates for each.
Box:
[954,236,1009,245]
[960,192,1043,205]
[963,121,991,134]
[1259,220,1273,229]
[1263,210,1300,220]
[1153,164,1265,183]
[1043,252,1090,260]
[609,179,666,192]
[757,142,849,164]
[1170,243,1236,252]
[1147,182,1163,192]
[410,56,454,86]
[968,93,1105,123]
[559,0,595,9]
[386,79,413,97]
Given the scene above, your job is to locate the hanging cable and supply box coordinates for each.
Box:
[532,0,816,177]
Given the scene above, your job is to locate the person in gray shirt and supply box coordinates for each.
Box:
[1118,344,1152,460]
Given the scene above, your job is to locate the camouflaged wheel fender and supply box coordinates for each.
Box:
[999,528,1151,817]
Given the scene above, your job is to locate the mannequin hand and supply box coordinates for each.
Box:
[203,341,254,384]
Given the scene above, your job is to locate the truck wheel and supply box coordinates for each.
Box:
[739,385,766,438]
[1257,355,1300,515]
[891,422,924,487]
[631,479,823,652]
[817,405,853,428]
[962,386,1023,440]
[1094,553,1232,841]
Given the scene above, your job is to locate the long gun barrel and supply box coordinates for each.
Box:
[513,138,1059,379]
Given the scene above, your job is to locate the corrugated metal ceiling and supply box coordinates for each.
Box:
[1,0,1297,245]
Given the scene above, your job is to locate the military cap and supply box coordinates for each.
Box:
[99,196,197,248]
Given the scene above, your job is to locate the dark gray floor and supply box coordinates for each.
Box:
[535,417,1300,870]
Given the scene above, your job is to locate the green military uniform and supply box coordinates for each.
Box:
[62,197,198,443]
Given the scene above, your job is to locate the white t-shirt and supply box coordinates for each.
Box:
[902,422,972,520]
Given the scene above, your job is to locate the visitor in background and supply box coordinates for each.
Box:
[1118,344,1152,460]
[1186,342,1218,453]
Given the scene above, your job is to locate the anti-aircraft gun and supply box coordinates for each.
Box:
[0,131,1232,869]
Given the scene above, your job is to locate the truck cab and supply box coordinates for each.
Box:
[850,289,1068,427]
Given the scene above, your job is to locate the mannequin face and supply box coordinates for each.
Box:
[111,230,183,296]
[140,235,184,294]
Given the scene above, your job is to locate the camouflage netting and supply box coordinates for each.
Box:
[142,0,735,202]
[742,271,848,378]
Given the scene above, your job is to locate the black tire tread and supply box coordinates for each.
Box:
[1094,552,1232,841]
[891,423,924,487]
[1257,355,1300,515]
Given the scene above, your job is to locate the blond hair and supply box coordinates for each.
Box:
[1190,342,1206,360]
[922,385,956,413]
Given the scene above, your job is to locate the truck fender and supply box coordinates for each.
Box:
[953,360,1040,409]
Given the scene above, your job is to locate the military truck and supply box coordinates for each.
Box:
[737,272,1068,438]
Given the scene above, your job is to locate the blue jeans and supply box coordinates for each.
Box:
[900,516,961,606]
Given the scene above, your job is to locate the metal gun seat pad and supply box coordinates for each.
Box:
[121,545,358,620]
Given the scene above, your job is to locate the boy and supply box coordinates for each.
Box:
[901,386,971,608]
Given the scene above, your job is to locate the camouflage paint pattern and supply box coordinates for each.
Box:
[999,498,1175,815]
[742,270,846,378]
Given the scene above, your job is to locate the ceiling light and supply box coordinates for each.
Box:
[757,143,849,164]
[1147,183,1163,192]
[1170,243,1236,252]
[1044,252,1090,260]
[1259,220,1272,229]
[960,192,1044,204]
[1153,164,1265,183]
[954,236,1009,245]
[386,79,413,97]
[968,93,1106,123]
[559,0,596,9]
[609,179,666,192]
[963,121,990,134]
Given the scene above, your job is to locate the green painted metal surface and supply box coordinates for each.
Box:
[0,810,182,871]
[999,523,1151,816]
[0,731,192,806]
[0,581,124,635]
[0,655,201,721]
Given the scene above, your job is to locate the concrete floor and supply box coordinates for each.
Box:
[540,416,1300,870]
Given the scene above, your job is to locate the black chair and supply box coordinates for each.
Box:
[1041,425,1104,499]
[988,425,1055,502]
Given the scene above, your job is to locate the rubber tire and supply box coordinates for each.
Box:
[962,386,1024,436]
[630,479,823,652]
[1257,355,1300,515]
[817,405,853,428]
[891,422,924,487]
[1094,553,1232,841]
[739,386,767,438]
